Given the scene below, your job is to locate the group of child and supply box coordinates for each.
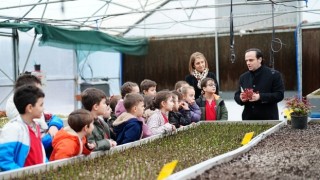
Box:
[0,75,228,172]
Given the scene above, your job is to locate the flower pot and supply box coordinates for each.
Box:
[291,114,308,129]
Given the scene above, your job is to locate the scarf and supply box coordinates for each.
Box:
[192,68,209,89]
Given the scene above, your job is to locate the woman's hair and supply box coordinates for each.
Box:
[68,109,94,132]
[180,86,194,96]
[174,80,189,91]
[200,77,215,89]
[123,93,144,112]
[188,52,209,74]
[121,81,139,98]
[149,91,172,110]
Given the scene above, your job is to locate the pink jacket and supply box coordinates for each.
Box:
[147,110,174,135]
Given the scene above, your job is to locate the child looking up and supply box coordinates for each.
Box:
[0,85,46,171]
[113,93,145,145]
[196,78,228,120]
[180,86,201,122]
[140,79,157,96]
[81,88,117,151]
[50,109,96,161]
[169,91,192,128]
[147,91,176,135]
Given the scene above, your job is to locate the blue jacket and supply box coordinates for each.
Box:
[0,116,46,171]
[113,113,142,145]
[42,115,64,159]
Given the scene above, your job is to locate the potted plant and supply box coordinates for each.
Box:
[285,96,313,129]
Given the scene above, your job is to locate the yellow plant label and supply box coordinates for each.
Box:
[157,160,178,180]
[241,132,254,145]
[283,108,293,120]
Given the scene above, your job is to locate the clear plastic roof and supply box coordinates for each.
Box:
[0,0,319,37]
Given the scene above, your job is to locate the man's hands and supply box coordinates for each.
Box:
[240,88,260,102]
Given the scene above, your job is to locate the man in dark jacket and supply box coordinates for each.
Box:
[234,48,284,120]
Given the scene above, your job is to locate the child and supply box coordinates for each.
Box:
[104,95,121,140]
[143,95,157,120]
[81,88,117,151]
[115,82,140,117]
[0,85,46,171]
[169,91,192,128]
[174,80,189,93]
[5,74,64,159]
[113,93,145,145]
[147,91,176,135]
[50,109,96,161]
[115,82,152,138]
[140,79,157,96]
[180,86,201,122]
[196,78,228,120]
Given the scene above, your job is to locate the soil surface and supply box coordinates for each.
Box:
[195,122,320,180]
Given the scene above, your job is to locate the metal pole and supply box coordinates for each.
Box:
[214,2,220,90]
[215,31,220,92]
[22,0,48,73]
[270,1,275,69]
[296,1,303,98]
[230,0,236,63]
[12,28,19,81]
[21,35,37,73]
[74,51,79,110]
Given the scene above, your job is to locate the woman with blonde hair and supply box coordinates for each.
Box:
[185,52,219,99]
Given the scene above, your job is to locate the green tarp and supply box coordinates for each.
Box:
[0,22,148,55]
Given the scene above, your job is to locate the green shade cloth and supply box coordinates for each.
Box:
[0,22,148,55]
[0,22,34,32]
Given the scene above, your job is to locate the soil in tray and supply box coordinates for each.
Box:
[195,122,320,180]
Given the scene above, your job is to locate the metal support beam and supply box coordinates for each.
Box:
[80,2,109,27]
[0,0,76,10]
[21,0,43,20]
[22,0,48,73]
[295,1,303,98]
[122,0,171,35]
[215,31,220,92]
[12,28,19,81]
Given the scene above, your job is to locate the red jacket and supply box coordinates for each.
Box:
[50,126,92,161]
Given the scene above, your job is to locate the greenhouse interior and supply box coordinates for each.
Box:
[0,0,320,179]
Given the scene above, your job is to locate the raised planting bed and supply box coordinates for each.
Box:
[0,121,276,179]
[194,121,320,179]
